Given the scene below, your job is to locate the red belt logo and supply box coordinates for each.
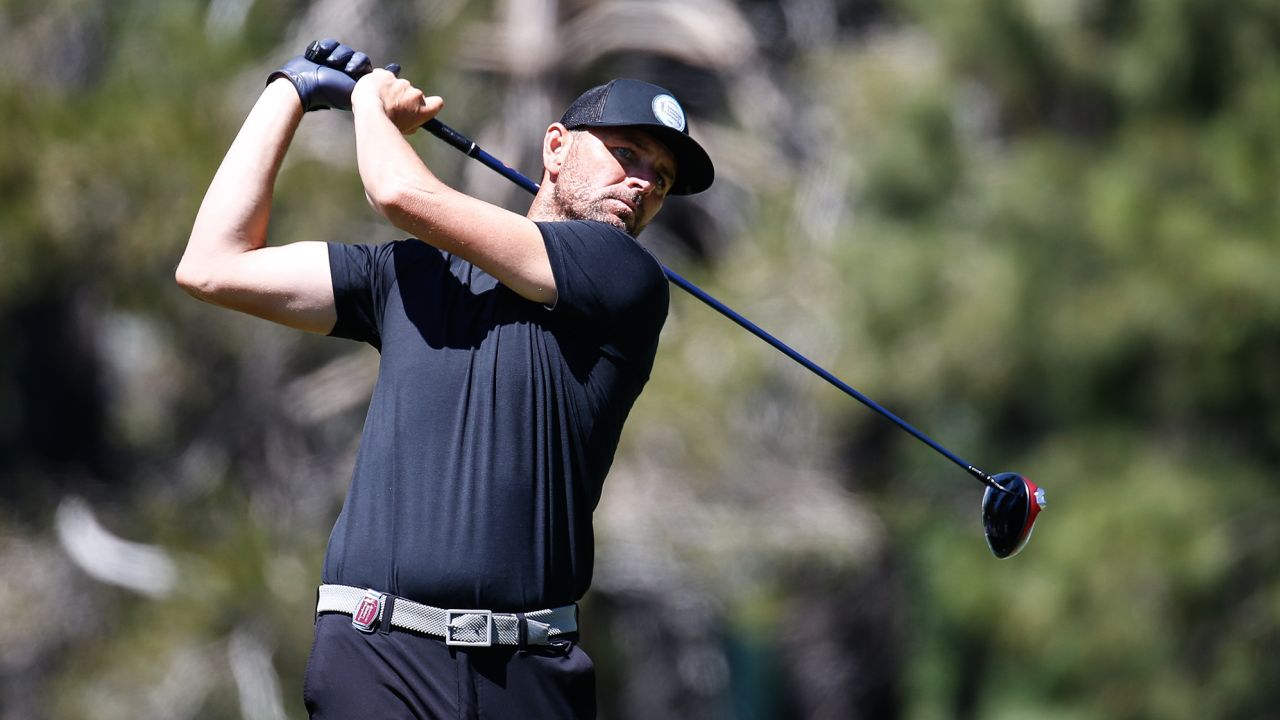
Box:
[352,591,383,632]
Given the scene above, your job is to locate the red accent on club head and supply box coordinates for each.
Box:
[1020,476,1044,542]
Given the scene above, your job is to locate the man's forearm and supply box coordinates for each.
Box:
[348,72,556,303]
[351,92,446,232]
[178,78,304,287]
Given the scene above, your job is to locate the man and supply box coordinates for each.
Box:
[176,40,713,718]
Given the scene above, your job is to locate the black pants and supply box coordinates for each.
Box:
[303,613,597,719]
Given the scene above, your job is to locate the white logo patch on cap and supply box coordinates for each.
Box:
[651,94,686,132]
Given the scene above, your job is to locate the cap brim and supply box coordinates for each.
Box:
[644,125,715,196]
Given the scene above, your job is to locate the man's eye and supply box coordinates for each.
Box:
[613,147,635,161]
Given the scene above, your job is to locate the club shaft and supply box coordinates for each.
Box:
[421,118,999,491]
[664,268,995,488]
[424,119,540,194]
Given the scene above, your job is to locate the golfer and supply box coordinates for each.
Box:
[176,40,713,718]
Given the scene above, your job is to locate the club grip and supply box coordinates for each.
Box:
[422,118,477,156]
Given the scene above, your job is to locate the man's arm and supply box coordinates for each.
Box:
[349,69,557,305]
[175,78,337,334]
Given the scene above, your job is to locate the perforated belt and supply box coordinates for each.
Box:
[315,584,578,647]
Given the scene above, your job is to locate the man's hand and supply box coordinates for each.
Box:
[351,68,444,135]
[268,38,373,111]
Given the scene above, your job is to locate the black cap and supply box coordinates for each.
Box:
[559,78,714,195]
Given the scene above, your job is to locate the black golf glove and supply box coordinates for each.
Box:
[268,38,373,111]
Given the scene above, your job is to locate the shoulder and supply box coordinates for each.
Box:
[537,221,665,276]
[537,221,668,328]
[535,220,634,251]
[330,238,450,272]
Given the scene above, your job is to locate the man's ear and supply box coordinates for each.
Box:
[543,123,573,181]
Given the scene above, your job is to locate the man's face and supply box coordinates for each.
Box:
[550,127,677,236]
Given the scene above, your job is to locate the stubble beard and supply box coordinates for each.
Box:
[548,151,646,236]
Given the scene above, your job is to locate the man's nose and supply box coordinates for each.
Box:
[628,171,657,196]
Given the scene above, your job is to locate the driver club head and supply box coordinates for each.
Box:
[982,472,1046,558]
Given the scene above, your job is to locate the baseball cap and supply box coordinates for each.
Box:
[559,78,715,195]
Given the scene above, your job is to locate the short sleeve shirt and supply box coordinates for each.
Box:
[322,220,668,610]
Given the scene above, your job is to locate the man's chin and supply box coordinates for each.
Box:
[598,212,639,236]
[551,198,640,235]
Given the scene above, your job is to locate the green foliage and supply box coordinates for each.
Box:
[844,0,1280,716]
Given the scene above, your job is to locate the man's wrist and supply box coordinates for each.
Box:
[267,76,305,112]
[349,74,380,114]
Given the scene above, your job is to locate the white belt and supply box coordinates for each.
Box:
[315,584,577,647]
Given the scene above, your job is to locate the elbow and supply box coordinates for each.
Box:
[364,180,408,216]
[174,251,220,302]
[174,263,208,301]
[365,176,434,230]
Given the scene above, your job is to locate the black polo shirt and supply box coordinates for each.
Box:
[321,220,668,611]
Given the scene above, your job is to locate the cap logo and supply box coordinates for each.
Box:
[651,94,686,132]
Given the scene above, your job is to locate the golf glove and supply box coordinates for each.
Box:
[268,38,373,111]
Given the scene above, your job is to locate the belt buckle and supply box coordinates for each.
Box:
[445,609,493,647]
[351,589,385,633]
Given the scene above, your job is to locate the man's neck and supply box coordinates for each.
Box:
[526,187,560,223]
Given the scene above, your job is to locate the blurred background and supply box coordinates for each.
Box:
[2,0,1279,717]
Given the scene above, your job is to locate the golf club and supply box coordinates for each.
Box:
[419,116,1046,558]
